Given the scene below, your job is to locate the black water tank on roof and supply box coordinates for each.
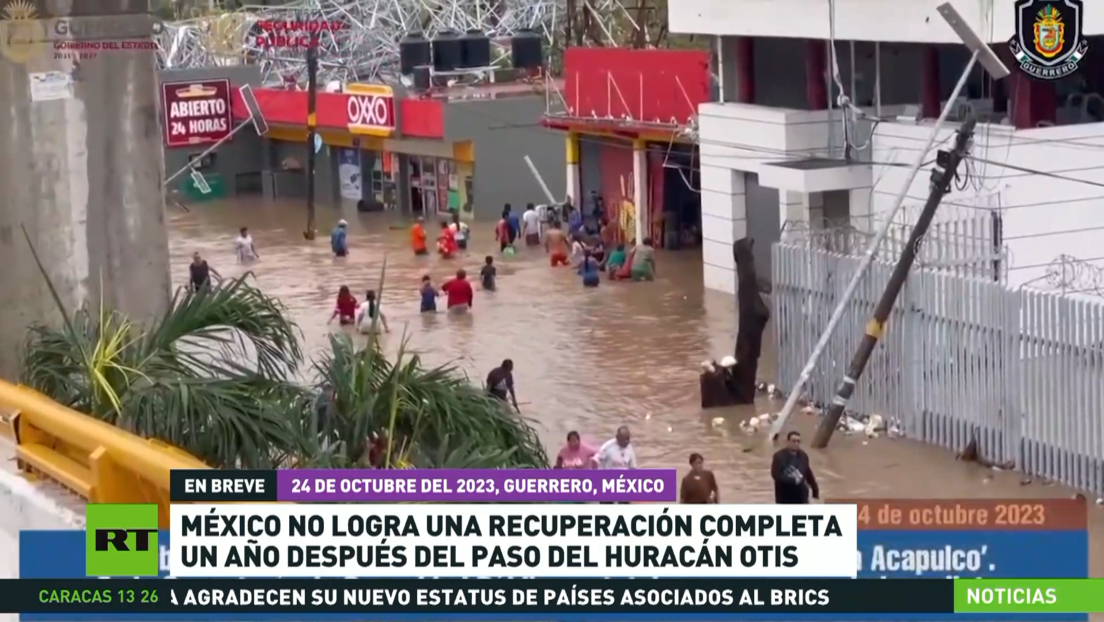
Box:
[510,29,543,69]
[412,65,432,91]
[459,29,491,68]
[399,32,431,75]
[432,31,462,72]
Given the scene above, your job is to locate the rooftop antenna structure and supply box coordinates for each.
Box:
[154,0,644,85]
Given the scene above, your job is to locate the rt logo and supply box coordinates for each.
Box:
[86,503,160,577]
[1009,0,1089,80]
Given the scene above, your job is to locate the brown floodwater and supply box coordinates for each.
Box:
[169,198,1103,580]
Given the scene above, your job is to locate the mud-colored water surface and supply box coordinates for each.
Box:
[169,199,1104,581]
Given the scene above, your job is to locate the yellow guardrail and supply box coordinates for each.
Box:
[0,379,209,528]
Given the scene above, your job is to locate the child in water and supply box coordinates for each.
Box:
[419,275,439,313]
[578,250,600,288]
[480,256,497,291]
[327,285,357,325]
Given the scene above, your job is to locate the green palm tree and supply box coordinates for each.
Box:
[19,235,547,470]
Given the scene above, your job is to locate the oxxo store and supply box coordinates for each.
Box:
[230,84,476,218]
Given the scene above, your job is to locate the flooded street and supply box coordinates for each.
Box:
[169,199,1103,577]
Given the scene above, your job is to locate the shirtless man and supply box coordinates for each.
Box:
[545,222,571,267]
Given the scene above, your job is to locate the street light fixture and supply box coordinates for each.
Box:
[937,2,1011,79]
[769,2,1010,441]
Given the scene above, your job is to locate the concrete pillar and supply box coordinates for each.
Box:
[806,40,828,111]
[921,45,941,119]
[700,161,746,295]
[1011,74,1057,128]
[632,139,647,244]
[565,132,580,204]
[0,5,170,380]
[780,191,816,228]
[716,36,755,104]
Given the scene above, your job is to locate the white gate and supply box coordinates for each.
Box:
[773,244,1104,495]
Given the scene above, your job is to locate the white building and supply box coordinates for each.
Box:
[676,0,1104,294]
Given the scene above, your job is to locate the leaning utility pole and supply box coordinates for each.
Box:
[303,39,320,241]
[811,116,978,449]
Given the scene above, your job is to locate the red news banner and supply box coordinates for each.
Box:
[840,498,1086,581]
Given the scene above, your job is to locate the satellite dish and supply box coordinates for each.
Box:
[313,134,323,153]
[324,80,342,93]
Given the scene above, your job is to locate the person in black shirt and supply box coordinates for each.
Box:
[771,431,820,504]
[480,256,497,291]
[189,252,218,292]
[486,359,519,412]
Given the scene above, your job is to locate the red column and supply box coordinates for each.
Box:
[921,45,941,118]
[736,36,755,104]
[806,40,827,110]
[1011,75,1058,128]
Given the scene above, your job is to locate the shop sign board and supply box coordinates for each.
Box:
[161,79,234,148]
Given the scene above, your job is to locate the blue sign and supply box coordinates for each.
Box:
[19,530,1087,621]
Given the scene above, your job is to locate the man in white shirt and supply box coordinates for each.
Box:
[235,227,258,263]
[594,426,636,469]
[523,203,542,246]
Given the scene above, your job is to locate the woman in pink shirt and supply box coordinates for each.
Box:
[555,431,597,469]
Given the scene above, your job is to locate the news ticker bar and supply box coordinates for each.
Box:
[170,470,679,503]
[5,579,1103,614]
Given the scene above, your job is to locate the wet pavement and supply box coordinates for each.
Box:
[169,199,1104,578]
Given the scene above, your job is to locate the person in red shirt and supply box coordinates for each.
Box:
[441,269,474,314]
[437,221,457,258]
[327,285,357,325]
[495,217,512,253]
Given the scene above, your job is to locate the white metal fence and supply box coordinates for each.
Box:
[781,209,1007,283]
[773,243,1104,495]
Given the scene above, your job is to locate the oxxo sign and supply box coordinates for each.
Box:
[343,84,395,134]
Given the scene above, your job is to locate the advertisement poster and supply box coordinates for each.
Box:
[337,149,361,201]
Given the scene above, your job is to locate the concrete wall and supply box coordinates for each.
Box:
[0,5,171,381]
[670,0,1104,43]
[443,96,565,218]
[158,66,265,196]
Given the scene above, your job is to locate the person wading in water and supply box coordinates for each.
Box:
[189,252,219,292]
[680,453,719,503]
[486,359,519,412]
[771,431,820,504]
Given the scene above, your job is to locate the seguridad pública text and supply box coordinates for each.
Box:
[181,511,843,539]
[172,587,831,608]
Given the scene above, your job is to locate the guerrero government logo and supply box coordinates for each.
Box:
[1009,0,1088,80]
[0,0,46,63]
[86,503,160,577]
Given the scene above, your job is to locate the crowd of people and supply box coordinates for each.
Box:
[188,207,823,505]
[544,424,822,505]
